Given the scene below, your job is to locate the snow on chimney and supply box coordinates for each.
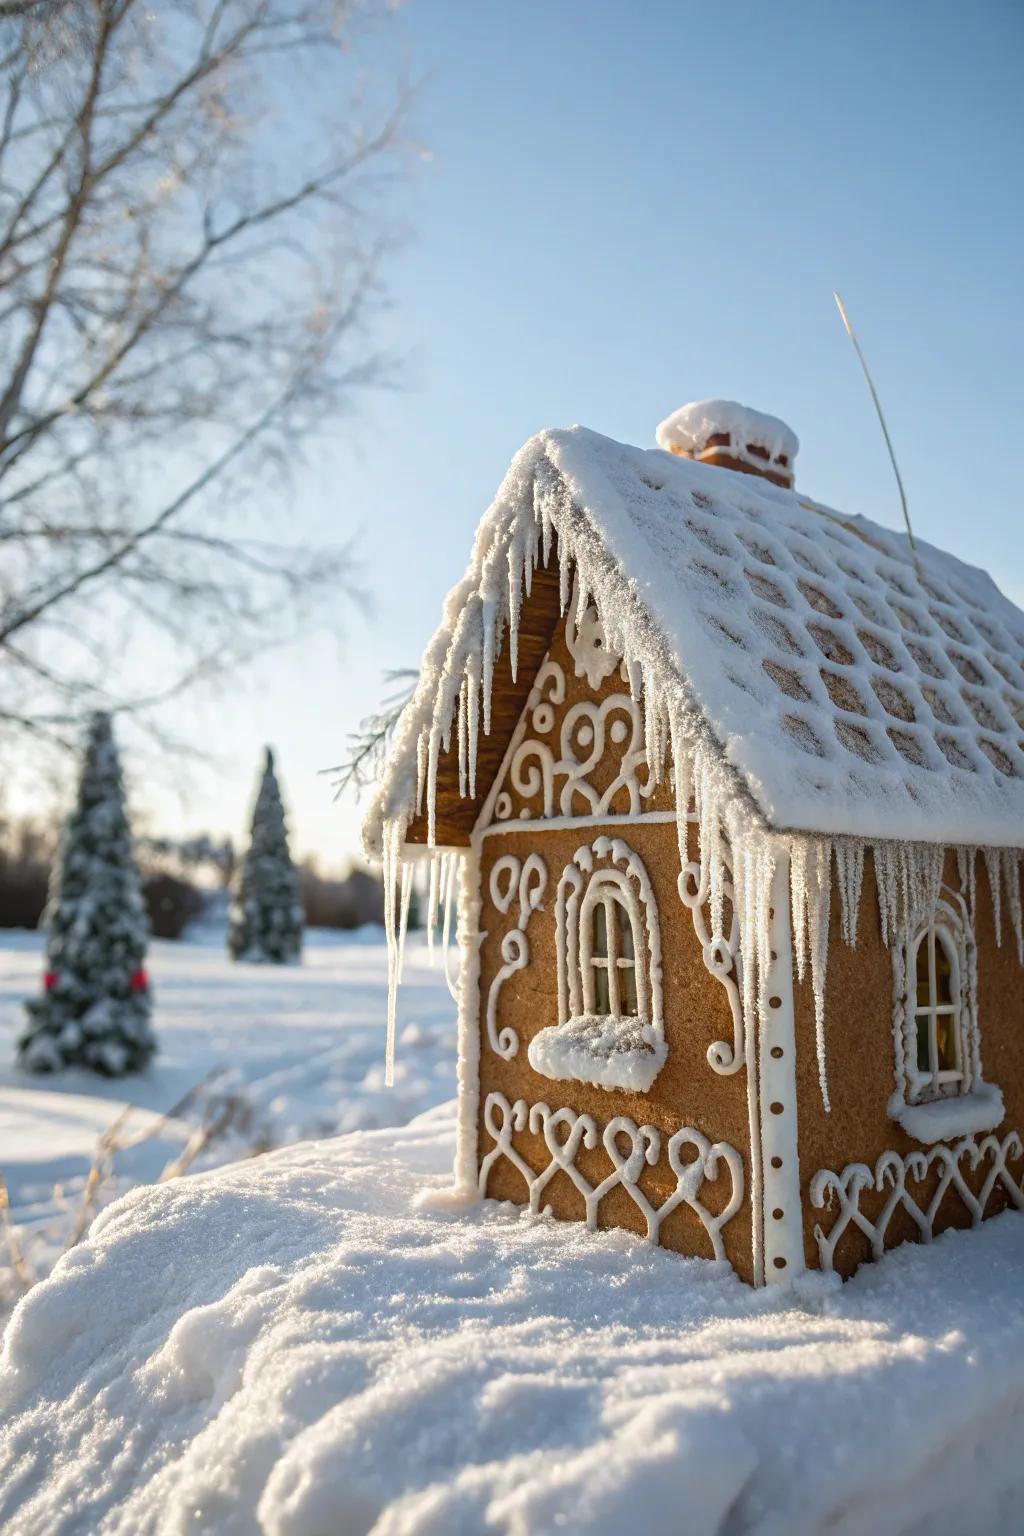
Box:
[656,400,798,489]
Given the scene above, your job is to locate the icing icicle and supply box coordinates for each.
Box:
[834,841,865,948]
[381,816,407,1088]
[1005,851,1023,965]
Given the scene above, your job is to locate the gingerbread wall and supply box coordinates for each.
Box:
[793,849,1024,1276]
[474,618,758,1281]
[461,593,1024,1285]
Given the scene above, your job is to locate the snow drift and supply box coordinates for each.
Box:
[2,1108,1024,1535]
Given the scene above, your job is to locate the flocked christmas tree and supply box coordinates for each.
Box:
[229,747,304,963]
[19,712,155,1076]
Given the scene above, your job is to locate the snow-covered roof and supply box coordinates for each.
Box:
[366,426,1024,852]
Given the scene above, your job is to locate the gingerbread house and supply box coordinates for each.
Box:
[363,401,1024,1285]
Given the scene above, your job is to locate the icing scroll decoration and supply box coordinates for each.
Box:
[497,658,658,822]
[479,1091,744,1264]
[676,808,744,1074]
[811,1131,1024,1273]
[490,602,659,828]
[565,585,620,690]
[485,853,547,1059]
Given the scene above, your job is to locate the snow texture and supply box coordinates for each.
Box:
[229,748,304,965]
[528,1013,667,1092]
[18,712,154,1078]
[655,398,799,466]
[889,1081,1005,1144]
[365,425,1024,855]
[0,927,456,1306]
[3,1107,1024,1536]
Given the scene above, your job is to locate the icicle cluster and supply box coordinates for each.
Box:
[381,829,462,1088]
[790,840,833,1110]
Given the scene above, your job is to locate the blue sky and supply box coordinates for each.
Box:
[141,0,1024,866]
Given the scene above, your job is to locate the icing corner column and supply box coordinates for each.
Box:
[454,841,483,1193]
[759,845,805,1284]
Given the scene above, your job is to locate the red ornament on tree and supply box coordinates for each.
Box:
[130,967,149,993]
[43,971,59,992]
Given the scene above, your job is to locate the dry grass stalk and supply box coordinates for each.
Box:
[0,1171,34,1291]
[832,291,922,578]
[2,1071,267,1318]
[159,1089,254,1182]
[63,1104,135,1253]
[112,1069,227,1155]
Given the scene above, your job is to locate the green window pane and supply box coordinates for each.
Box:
[593,964,611,1015]
[620,963,639,1016]
[592,901,608,958]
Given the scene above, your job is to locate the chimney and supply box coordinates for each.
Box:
[656,400,798,490]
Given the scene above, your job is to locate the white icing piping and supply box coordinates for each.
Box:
[811,1131,1024,1273]
[485,853,547,1059]
[758,849,804,1286]
[453,846,483,1193]
[479,1090,745,1265]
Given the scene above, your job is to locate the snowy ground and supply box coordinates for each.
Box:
[4,928,1024,1534]
[0,925,455,1309]
[2,1107,1024,1536]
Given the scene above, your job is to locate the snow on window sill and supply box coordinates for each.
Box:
[527,1015,667,1093]
[887,1082,1005,1145]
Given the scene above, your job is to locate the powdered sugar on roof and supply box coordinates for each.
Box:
[365,425,1024,853]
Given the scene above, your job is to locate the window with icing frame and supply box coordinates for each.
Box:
[903,894,972,1105]
[887,884,1005,1143]
[552,838,664,1036]
[533,837,666,1092]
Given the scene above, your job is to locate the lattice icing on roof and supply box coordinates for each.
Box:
[544,427,1024,847]
[365,425,1024,856]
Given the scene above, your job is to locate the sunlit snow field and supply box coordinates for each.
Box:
[3,1109,1024,1535]
[0,924,456,1307]
[3,927,1024,1535]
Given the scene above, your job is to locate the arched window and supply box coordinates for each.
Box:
[888,885,1006,1143]
[532,836,666,1093]
[911,922,962,1097]
[902,891,973,1107]
[554,837,661,1031]
[581,880,640,1018]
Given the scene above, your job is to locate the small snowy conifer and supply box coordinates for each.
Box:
[19,713,155,1076]
[229,748,303,963]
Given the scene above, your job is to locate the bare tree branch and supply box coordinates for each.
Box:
[0,0,410,756]
[328,669,417,800]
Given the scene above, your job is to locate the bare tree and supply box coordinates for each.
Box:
[330,666,415,801]
[0,0,407,750]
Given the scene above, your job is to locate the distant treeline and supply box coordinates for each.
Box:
[0,819,50,930]
[0,817,388,937]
